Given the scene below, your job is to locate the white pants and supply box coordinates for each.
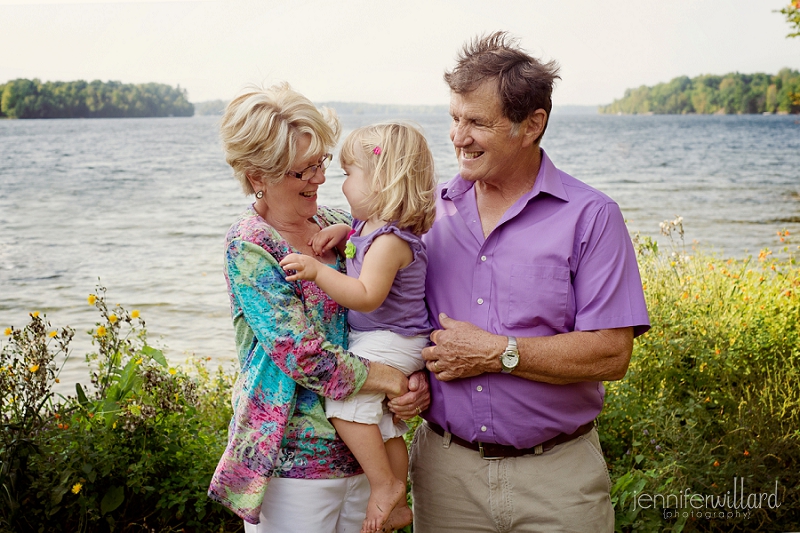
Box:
[326,329,427,440]
[243,474,370,533]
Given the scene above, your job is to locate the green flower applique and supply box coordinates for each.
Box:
[344,240,356,259]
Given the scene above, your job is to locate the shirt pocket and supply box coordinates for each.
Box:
[506,264,570,329]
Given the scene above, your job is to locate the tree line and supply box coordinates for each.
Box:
[600,69,800,115]
[0,79,194,119]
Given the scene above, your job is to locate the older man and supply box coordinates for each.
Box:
[409,32,650,532]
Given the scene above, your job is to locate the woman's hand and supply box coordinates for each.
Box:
[360,362,408,399]
[388,371,430,421]
[280,253,322,282]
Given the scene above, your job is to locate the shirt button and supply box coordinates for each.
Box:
[480,255,487,261]
[477,298,484,305]
[481,425,487,432]
[476,385,483,392]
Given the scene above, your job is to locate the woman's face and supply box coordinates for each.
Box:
[261,134,327,223]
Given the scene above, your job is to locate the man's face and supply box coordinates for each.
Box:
[449,80,528,185]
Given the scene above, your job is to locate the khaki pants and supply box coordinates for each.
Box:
[409,422,614,532]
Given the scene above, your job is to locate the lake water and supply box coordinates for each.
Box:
[1,112,799,391]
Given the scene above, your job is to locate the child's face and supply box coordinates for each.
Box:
[341,162,372,221]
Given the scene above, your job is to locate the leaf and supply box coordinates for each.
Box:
[141,345,167,367]
[76,383,89,407]
[100,485,125,515]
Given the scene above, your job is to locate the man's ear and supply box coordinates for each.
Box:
[522,108,548,148]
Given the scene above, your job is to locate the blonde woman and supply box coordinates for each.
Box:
[208,85,429,533]
[280,122,436,533]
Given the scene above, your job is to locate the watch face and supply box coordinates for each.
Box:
[501,351,519,370]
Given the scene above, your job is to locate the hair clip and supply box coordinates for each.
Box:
[373,146,382,155]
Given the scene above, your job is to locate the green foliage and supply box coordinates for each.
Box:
[601,222,800,532]
[600,70,800,115]
[778,2,800,38]
[0,287,240,532]
[0,79,194,119]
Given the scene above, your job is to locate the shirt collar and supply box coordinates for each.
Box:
[440,149,569,204]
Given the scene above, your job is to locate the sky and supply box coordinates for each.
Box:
[1,0,798,106]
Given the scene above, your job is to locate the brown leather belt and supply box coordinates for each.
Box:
[427,420,595,459]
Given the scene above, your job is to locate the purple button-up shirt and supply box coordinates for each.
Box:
[423,149,650,449]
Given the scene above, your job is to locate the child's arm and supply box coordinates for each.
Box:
[280,233,413,313]
[310,223,352,256]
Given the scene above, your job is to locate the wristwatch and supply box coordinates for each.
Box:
[500,336,519,374]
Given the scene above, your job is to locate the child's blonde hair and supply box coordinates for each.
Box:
[339,122,436,235]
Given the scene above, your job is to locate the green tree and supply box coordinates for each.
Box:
[779,1,800,37]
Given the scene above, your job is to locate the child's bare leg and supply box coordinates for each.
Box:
[381,437,412,531]
[332,419,405,533]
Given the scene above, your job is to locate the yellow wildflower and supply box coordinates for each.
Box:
[131,310,140,319]
[3,327,11,336]
[49,331,57,338]
[168,368,177,375]
[29,364,40,373]
[88,294,97,305]
[96,326,107,337]
[71,483,82,494]
[32,311,40,318]
[135,358,143,365]
[109,314,118,324]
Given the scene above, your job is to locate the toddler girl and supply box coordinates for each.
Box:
[280,122,435,533]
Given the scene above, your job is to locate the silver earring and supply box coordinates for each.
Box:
[255,190,264,199]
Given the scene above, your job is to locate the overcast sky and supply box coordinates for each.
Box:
[1,0,798,106]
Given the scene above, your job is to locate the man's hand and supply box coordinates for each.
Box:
[387,370,430,421]
[422,313,506,381]
[279,253,322,282]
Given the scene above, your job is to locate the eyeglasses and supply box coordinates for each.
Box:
[285,153,332,181]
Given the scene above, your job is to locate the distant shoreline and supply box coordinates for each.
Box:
[192,99,600,116]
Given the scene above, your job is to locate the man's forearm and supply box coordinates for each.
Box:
[513,327,633,384]
[425,314,633,384]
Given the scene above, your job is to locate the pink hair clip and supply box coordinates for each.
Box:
[373,146,382,155]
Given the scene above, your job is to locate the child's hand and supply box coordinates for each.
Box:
[310,223,352,256]
[280,253,321,282]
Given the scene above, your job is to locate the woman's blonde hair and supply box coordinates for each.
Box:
[339,122,436,235]
[220,82,340,194]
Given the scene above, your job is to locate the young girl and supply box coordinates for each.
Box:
[279,122,436,533]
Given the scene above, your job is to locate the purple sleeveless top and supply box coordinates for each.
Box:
[346,221,432,336]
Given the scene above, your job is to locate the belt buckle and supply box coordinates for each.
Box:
[478,442,502,460]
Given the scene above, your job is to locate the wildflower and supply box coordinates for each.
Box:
[71,483,82,494]
[131,310,140,319]
[743,450,750,457]
[87,294,97,305]
[713,460,720,467]
[32,311,40,318]
[3,327,11,336]
[135,358,143,365]
[168,368,177,375]
[96,325,107,337]
[109,314,118,324]
[29,364,40,373]
[55,378,60,383]
[655,445,662,452]
[49,331,57,338]
[704,397,711,403]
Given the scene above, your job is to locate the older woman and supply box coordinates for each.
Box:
[207,83,427,532]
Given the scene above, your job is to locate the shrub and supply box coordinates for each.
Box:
[0,287,241,532]
[602,221,800,532]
